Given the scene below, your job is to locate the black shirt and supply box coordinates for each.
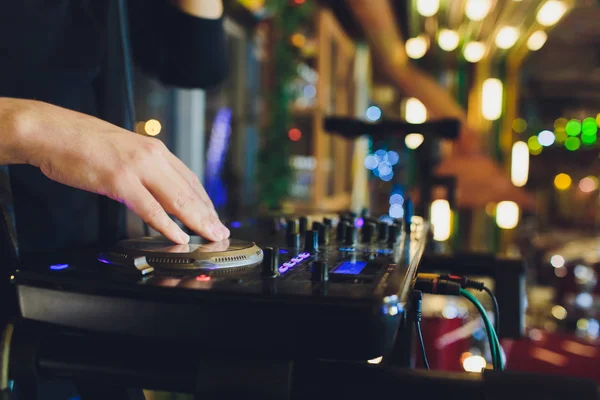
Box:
[0,0,227,254]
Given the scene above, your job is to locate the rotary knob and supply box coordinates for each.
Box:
[362,221,377,244]
[304,230,319,252]
[286,219,299,235]
[299,217,308,235]
[318,223,330,246]
[323,218,333,228]
[337,221,348,242]
[261,247,279,278]
[311,260,329,282]
[377,221,389,242]
[388,223,401,245]
[345,224,358,246]
[403,198,413,234]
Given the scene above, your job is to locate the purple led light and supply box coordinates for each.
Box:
[355,218,364,228]
[278,266,289,273]
[230,221,241,228]
[97,257,111,264]
[299,253,310,258]
[283,262,295,268]
[279,249,289,254]
[49,264,69,271]
[291,257,302,263]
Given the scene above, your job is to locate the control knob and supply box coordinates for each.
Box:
[377,221,389,242]
[311,260,329,282]
[261,247,279,278]
[299,217,308,235]
[361,221,377,244]
[345,224,358,246]
[304,230,319,252]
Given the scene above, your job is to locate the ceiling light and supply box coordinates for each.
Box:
[405,36,428,59]
[527,30,548,51]
[465,0,492,21]
[496,27,519,49]
[463,42,486,63]
[537,0,567,27]
[417,0,439,17]
[438,29,460,51]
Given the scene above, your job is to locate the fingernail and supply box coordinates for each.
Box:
[178,231,190,244]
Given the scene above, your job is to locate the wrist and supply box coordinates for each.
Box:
[0,98,41,165]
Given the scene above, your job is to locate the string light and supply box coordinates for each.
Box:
[481,79,503,120]
[536,0,567,26]
[416,0,439,17]
[528,31,548,51]
[496,201,519,229]
[405,133,425,150]
[406,36,428,59]
[465,0,491,21]
[430,199,451,241]
[511,141,529,187]
[495,27,519,49]
[405,98,427,124]
[438,29,460,51]
[463,42,486,63]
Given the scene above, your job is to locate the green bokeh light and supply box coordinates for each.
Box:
[565,136,581,151]
[582,133,597,145]
[582,118,598,136]
[566,119,582,136]
[527,135,542,151]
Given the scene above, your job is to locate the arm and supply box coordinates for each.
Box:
[0,98,229,243]
[127,0,228,89]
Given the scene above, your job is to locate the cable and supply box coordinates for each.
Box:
[460,289,503,370]
[411,291,430,370]
[481,285,500,336]
[415,321,430,370]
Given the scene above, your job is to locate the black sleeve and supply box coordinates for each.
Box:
[127,1,228,89]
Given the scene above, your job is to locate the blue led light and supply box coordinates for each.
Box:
[50,264,69,271]
[299,252,310,258]
[230,221,241,228]
[355,218,364,228]
[283,262,295,268]
[279,249,289,254]
[291,257,302,263]
[338,247,355,252]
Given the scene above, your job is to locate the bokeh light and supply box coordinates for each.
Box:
[389,193,404,205]
[406,36,428,59]
[566,119,581,136]
[527,136,542,151]
[537,130,555,147]
[387,151,400,165]
[579,176,598,193]
[554,118,568,130]
[438,29,460,51]
[463,42,486,63]
[144,119,162,136]
[582,117,598,136]
[550,254,565,268]
[496,201,519,229]
[389,204,404,219]
[564,136,581,151]
[554,173,572,191]
[288,128,302,141]
[495,26,519,49]
[364,155,378,170]
[366,106,382,122]
[465,0,491,21]
[405,133,425,149]
[582,133,597,146]
[512,118,527,133]
[551,305,568,320]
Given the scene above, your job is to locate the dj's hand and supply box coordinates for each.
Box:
[4,99,229,244]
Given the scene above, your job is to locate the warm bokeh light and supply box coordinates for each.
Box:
[406,36,428,59]
[536,0,567,27]
[579,176,598,193]
[465,0,491,21]
[554,118,568,130]
[431,199,451,241]
[482,78,503,121]
[463,42,486,63]
[288,128,302,141]
[496,201,519,229]
[512,118,527,133]
[550,254,565,268]
[463,355,486,373]
[405,133,425,150]
[554,173,572,190]
[438,29,460,51]
[416,0,439,16]
[552,305,568,320]
[290,33,306,48]
[485,202,497,217]
[495,27,519,49]
[405,98,427,124]
[367,356,383,364]
[527,30,548,51]
[511,141,529,187]
[144,119,162,136]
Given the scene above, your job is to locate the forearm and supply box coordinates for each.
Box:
[0,98,38,166]
[171,0,223,19]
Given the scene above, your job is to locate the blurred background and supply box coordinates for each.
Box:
[133,0,600,380]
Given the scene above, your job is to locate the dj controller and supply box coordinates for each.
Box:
[10,211,428,361]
